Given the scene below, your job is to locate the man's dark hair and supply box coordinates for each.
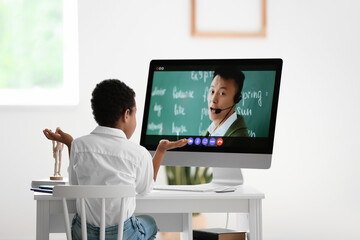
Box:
[91,79,135,127]
[213,67,245,103]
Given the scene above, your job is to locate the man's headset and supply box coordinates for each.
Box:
[211,92,242,114]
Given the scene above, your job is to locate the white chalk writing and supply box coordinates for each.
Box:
[191,71,213,83]
[191,71,199,81]
[248,129,256,137]
[152,87,166,96]
[148,122,163,134]
[242,90,262,107]
[174,104,185,116]
[236,107,252,116]
[154,103,162,117]
[173,86,194,99]
[203,86,209,103]
[198,122,207,136]
[200,107,208,120]
[172,122,187,135]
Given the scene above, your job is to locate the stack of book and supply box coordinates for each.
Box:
[193,228,246,240]
[31,178,68,188]
[30,178,68,193]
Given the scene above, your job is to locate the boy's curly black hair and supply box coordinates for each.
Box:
[91,79,135,127]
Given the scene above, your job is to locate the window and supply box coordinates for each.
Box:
[0,0,78,105]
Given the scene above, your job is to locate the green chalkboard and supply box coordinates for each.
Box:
[146,70,276,137]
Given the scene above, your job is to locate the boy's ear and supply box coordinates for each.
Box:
[123,109,131,122]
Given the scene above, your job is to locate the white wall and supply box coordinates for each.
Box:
[1,0,360,239]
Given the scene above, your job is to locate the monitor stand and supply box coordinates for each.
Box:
[210,167,244,186]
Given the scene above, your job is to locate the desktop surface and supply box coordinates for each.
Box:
[34,185,264,201]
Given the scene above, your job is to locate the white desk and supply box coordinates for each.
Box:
[34,185,264,240]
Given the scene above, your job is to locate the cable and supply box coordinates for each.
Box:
[225,212,230,229]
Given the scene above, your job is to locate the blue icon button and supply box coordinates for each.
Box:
[194,137,201,145]
[202,138,208,145]
[209,138,216,146]
[188,137,194,145]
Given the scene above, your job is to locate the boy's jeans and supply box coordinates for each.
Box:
[71,213,158,240]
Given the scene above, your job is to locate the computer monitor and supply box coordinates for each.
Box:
[140,59,282,185]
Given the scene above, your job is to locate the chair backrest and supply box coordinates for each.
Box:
[53,185,136,240]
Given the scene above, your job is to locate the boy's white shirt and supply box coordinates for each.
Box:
[69,126,154,227]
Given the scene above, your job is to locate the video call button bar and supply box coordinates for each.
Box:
[187,137,223,147]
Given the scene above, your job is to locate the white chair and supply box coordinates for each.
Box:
[53,185,136,240]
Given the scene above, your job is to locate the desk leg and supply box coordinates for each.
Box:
[36,200,50,240]
[179,213,192,240]
[248,199,262,240]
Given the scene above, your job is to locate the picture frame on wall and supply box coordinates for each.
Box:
[191,0,267,37]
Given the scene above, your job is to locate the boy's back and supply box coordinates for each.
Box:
[69,126,154,227]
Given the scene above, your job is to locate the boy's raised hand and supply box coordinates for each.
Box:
[43,127,74,148]
[158,138,189,151]
[152,138,189,181]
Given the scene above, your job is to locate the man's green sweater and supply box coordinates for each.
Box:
[204,114,249,137]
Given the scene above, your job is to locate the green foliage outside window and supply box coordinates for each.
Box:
[166,166,212,186]
[0,0,63,89]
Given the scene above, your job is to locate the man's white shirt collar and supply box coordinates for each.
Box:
[208,112,237,136]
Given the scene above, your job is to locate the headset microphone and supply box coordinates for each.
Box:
[213,105,235,114]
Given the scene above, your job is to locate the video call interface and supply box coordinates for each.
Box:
[140,60,281,154]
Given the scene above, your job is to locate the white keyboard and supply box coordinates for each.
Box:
[153,184,237,192]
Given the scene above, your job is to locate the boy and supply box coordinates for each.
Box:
[43,79,188,240]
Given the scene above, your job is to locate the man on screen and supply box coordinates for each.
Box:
[204,67,249,137]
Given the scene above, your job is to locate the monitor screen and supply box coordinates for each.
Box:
[140,59,282,169]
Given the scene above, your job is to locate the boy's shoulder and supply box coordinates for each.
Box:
[71,133,97,150]
[121,139,149,154]
[72,133,96,144]
[72,132,150,157]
